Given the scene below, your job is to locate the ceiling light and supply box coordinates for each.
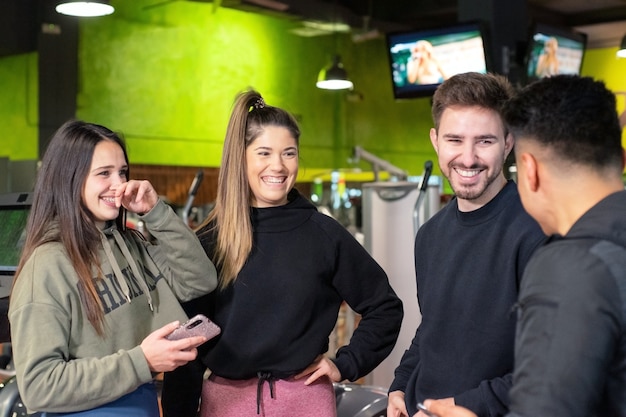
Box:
[56,1,115,17]
[316,55,354,90]
[618,34,626,58]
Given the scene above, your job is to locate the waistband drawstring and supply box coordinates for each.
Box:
[256,371,275,414]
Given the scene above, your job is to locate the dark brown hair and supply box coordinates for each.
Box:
[431,72,515,131]
[13,119,129,336]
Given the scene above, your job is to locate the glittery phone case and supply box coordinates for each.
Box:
[166,314,221,341]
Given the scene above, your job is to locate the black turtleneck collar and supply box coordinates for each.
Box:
[250,189,318,233]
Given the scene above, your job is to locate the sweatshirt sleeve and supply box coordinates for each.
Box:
[389,330,421,393]
[9,249,153,413]
[330,226,404,381]
[140,200,217,301]
[454,374,512,417]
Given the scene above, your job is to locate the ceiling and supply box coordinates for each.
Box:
[224,0,626,48]
[2,0,626,58]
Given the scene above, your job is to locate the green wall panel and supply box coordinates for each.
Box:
[0,53,38,160]
[77,1,346,169]
[75,0,439,174]
[2,2,626,179]
[581,47,626,150]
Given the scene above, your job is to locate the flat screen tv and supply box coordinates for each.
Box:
[385,22,491,99]
[524,22,587,84]
[0,192,32,275]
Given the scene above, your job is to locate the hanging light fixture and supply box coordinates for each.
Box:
[617,34,626,58]
[56,1,115,17]
[316,55,354,90]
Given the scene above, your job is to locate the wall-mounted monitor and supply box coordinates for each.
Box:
[523,22,587,84]
[0,192,32,275]
[385,22,491,100]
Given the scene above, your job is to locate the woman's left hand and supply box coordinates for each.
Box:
[112,180,159,215]
[294,355,341,385]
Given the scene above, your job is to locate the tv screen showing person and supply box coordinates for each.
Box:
[525,24,586,82]
[386,22,489,99]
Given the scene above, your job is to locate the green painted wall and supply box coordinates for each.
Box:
[0,53,38,161]
[75,0,436,179]
[2,3,626,179]
[581,47,626,148]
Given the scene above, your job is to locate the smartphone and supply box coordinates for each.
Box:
[417,402,439,417]
[166,314,221,342]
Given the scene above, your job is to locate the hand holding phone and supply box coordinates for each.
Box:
[417,402,440,417]
[166,314,221,342]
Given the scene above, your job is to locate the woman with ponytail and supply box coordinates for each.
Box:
[162,90,403,417]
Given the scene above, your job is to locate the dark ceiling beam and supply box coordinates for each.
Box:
[527,4,626,27]
[383,7,458,30]
[308,0,459,31]
[526,4,568,26]
[564,6,626,27]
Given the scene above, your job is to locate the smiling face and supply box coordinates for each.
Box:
[82,139,128,228]
[246,125,298,208]
[430,105,513,211]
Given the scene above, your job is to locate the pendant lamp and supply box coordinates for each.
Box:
[316,55,354,90]
[617,34,626,58]
[56,1,115,17]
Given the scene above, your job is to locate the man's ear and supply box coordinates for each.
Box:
[520,152,539,192]
[504,132,515,158]
[429,128,439,153]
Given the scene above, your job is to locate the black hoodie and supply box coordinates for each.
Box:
[162,189,403,416]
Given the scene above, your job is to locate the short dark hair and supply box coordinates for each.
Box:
[502,75,623,170]
[431,72,515,130]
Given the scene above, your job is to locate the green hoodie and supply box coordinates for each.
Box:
[8,200,217,413]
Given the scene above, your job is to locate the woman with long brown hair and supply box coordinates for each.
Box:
[9,119,217,416]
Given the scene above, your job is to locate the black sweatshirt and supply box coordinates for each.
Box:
[162,189,403,417]
[390,181,545,417]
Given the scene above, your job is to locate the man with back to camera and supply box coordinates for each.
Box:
[387,72,546,417]
[422,74,626,417]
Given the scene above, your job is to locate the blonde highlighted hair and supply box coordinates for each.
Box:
[197,90,300,288]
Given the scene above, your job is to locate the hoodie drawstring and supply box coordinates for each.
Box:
[100,228,154,311]
[256,372,275,414]
[100,232,132,304]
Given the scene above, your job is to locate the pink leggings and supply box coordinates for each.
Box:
[199,373,337,417]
